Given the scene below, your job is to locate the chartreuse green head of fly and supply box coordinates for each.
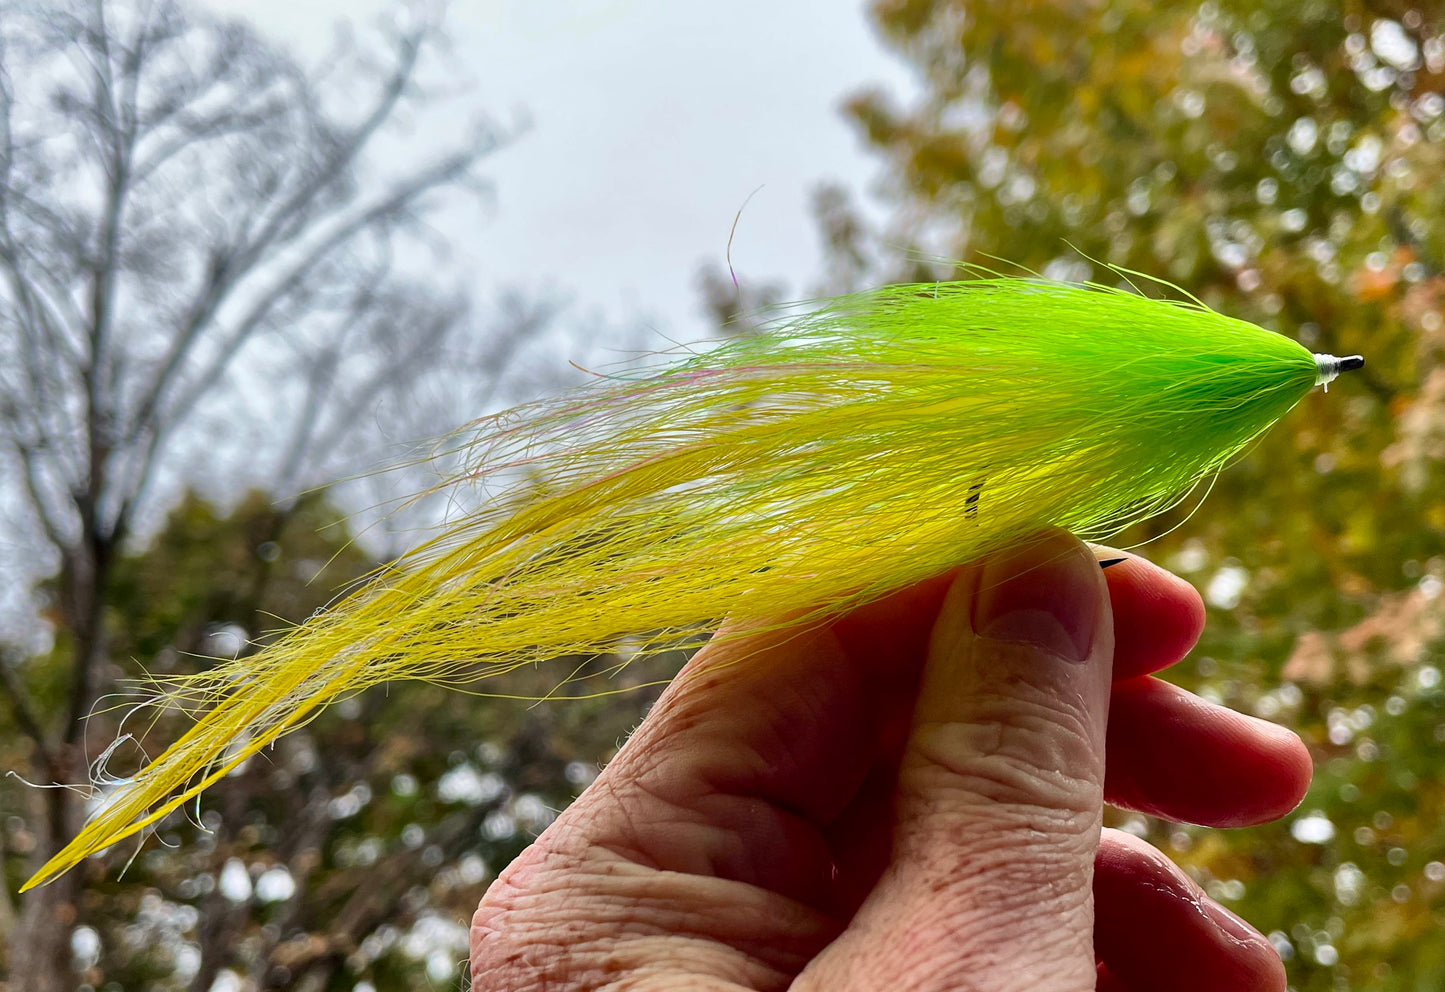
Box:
[24,275,1362,890]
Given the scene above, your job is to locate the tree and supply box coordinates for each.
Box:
[828,1,1445,986]
[0,1,554,987]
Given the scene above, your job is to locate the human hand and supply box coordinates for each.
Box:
[470,532,1311,991]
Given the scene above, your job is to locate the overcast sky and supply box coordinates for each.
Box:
[198,0,915,345]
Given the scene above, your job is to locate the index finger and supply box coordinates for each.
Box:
[1096,548,1206,681]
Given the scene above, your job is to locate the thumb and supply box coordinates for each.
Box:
[799,531,1112,992]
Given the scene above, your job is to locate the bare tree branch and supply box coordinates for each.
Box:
[115,136,499,531]
[5,438,74,551]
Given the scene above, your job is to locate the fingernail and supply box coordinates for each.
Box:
[1205,900,1263,946]
[973,536,1100,663]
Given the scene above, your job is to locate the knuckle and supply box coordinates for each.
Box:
[469,846,608,991]
[911,685,1104,816]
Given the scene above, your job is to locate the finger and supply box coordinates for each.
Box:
[1095,829,1286,992]
[1106,677,1312,827]
[800,531,1112,991]
[820,547,1207,914]
[1094,548,1206,681]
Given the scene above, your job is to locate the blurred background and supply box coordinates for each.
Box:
[1,0,1442,989]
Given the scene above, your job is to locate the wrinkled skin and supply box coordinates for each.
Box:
[472,533,1311,991]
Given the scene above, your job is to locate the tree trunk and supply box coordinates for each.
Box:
[12,788,86,992]
[11,540,111,991]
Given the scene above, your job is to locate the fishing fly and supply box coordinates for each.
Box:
[25,275,1362,889]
